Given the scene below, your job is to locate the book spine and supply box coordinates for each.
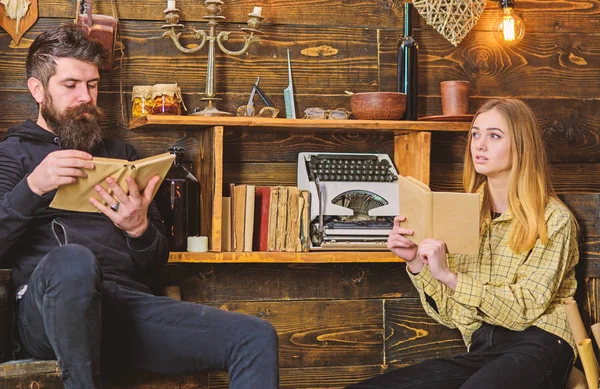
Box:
[285,187,301,252]
[254,186,272,251]
[300,190,311,252]
[275,186,288,252]
[267,187,280,251]
[233,184,247,252]
[244,185,255,252]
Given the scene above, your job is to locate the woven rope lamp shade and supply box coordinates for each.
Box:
[412,0,486,46]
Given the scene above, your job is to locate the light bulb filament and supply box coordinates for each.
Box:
[495,1,524,45]
[503,15,516,41]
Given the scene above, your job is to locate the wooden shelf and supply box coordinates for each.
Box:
[129,115,471,133]
[168,251,404,263]
[132,115,470,260]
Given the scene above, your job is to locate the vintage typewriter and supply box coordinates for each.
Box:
[297,152,399,250]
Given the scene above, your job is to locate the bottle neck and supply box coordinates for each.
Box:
[404,3,413,36]
[171,152,184,166]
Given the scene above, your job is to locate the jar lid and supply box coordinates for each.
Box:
[151,83,181,100]
[131,85,152,101]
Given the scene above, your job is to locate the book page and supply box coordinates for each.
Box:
[50,157,127,213]
[398,175,432,246]
[50,153,174,213]
[126,153,175,201]
[432,192,480,254]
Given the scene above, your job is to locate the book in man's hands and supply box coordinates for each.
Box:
[50,152,175,213]
[398,175,480,255]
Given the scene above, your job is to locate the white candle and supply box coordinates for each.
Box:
[187,236,209,252]
[167,0,176,9]
[252,6,262,16]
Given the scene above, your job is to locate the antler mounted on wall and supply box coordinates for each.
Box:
[0,0,38,48]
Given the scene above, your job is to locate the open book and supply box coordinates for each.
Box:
[398,175,480,255]
[50,152,175,213]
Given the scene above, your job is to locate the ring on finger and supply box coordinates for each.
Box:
[110,202,120,212]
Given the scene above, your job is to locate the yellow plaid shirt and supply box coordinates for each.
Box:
[408,198,579,353]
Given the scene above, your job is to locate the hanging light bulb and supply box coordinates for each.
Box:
[495,0,525,46]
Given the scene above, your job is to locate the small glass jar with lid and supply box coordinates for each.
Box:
[131,85,152,118]
[151,83,183,115]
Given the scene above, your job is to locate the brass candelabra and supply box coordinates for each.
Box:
[162,0,264,116]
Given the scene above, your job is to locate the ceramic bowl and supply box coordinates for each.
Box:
[350,92,407,120]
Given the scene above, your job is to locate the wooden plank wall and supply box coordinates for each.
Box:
[1,1,598,191]
[1,1,599,388]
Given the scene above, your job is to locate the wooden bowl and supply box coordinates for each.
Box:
[350,92,407,120]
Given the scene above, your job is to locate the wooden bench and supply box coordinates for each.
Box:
[0,193,597,388]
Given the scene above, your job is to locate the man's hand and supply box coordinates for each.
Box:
[417,238,457,290]
[89,175,161,238]
[387,216,420,273]
[27,150,94,196]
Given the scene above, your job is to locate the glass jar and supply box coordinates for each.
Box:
[131,85,152,118]
[151,83,182,115]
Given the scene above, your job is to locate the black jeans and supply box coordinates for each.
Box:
[16,244,279,389]
[345,323,574,389]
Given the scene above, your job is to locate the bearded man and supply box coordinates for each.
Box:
[0,24,278,389]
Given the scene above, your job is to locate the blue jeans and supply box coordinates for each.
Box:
[345,323,574,389]
[16,244,279,389]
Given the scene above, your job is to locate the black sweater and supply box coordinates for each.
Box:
[0,120,169,291]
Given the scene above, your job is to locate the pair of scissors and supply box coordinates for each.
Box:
[237,78,279,117]
[243,77,260,117]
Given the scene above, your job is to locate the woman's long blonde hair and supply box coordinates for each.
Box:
[462,99,556,253]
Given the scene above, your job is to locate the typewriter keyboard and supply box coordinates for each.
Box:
[304,153,398,182]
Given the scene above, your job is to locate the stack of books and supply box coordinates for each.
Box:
[222,184,311,252]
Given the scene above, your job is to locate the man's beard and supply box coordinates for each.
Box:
[41,94,105,153]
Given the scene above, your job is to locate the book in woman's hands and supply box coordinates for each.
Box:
[398,175,480,254]
[50,152,175,213]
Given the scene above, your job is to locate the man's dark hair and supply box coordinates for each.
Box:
[26,23,108,87]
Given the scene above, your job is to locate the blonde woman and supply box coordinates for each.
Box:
[347,99,578,389]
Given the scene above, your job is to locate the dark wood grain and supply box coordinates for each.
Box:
[385,299,465,364]
[430,99,600,164]
[208,364,386,388]
[430,162,600,193]
[222,130,395,162]
[4,20,600,100]
[217,300,384,368]
[0,361,386,389]
[379,29,600,98]
[174,263,417,303]
[0,19,385,94]
[1,1,600,387]
[222,160,600,192]
[34,0,600,34]
[223,162,298,186]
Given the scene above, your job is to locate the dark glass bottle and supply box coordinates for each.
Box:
[155,147,200,251]
[397,2,419,120]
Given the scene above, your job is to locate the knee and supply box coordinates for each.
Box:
[44,244,100,286]
[246,318,278,350]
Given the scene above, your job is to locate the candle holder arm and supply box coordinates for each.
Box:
[216,31,261,56]
[163,28,208,54]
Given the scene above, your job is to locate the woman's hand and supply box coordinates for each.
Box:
[417,238,457,290]
[387,216,421,273]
